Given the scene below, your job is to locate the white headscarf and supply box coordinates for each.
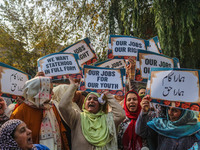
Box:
[52,84,81,112]
[23,77,62,150]
[23,77,51,108]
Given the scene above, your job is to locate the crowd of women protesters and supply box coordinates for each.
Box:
[0,70,200,150]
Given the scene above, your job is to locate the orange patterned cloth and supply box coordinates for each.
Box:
[52,105,70,150]
[10,103,70,150]
[10,103,43,144]
[10,77,69,150]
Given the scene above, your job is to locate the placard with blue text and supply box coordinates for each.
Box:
[37,53,82,79]
[81,65,125,95]
[60,38,97,66]
[135,50,179,82]
[94,59,126,69]
[109,35,149,57]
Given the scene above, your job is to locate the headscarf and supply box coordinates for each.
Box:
[52,84,70,103]
[23,77,51,108]
[123,90,142,150]
[52,84,81,113]
[80,92,114,149]
[0,119,23,149]
[0,97,9,127]
[147,108,200,139]
[23,77,62,150]
[137,86,146,99]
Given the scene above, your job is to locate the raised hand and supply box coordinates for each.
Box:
[69,76,79,87]
[140,95,151,112]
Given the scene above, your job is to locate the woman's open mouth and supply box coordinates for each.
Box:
[27,137,33,144]
[88,104,95,108]
[129,104,136,108]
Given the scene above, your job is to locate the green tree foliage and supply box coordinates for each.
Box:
[153,0,200,69]
[0,25,31,74]
[109,0,156,39]
[109,0,200,69]
[0,0,67,76]
[63,0,110,62]
[0,0,110,76]
[1,0,199,77]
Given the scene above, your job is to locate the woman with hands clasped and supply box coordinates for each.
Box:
[135,95,200,150]
[58,77,125,150]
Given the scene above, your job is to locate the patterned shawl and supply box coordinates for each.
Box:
[23,77,61,150]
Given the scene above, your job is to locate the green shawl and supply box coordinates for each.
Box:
[80,92,114,149]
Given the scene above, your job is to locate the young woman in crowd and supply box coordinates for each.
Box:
[0,119,49,150]
[136,95,200,150]
[137,86,146,99]
[118,90,144,150]
[58,77,125,150]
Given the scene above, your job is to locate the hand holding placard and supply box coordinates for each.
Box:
[126,57,136,80]
[69,76,79,87]
[140,95,151,112]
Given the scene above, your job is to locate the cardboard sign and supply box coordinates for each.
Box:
[60,38,97,66]
[109,35,148,57]
[81,65,125,95]
[0,62,30,97]
[38,53,82,78]
[135,50,178,82]
[146,68,200,111]
[95,59,126,69]
[147,36,162,54]
[107,49,131,59]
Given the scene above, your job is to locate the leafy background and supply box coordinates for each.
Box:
[0,0,199,77]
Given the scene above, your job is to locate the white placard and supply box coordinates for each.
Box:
[38,53,81,77]
[0,67,29,96]
[63,41,95,65]
[111,37,146,56]
[96,59,126,69]
[147,38,160,53]
[85,69,123,90]
[140,54,174,79]
[150,70,200,102]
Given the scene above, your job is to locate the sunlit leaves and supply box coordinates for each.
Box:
[0,0,110,76]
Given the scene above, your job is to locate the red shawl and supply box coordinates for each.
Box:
[123,90,142,150]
